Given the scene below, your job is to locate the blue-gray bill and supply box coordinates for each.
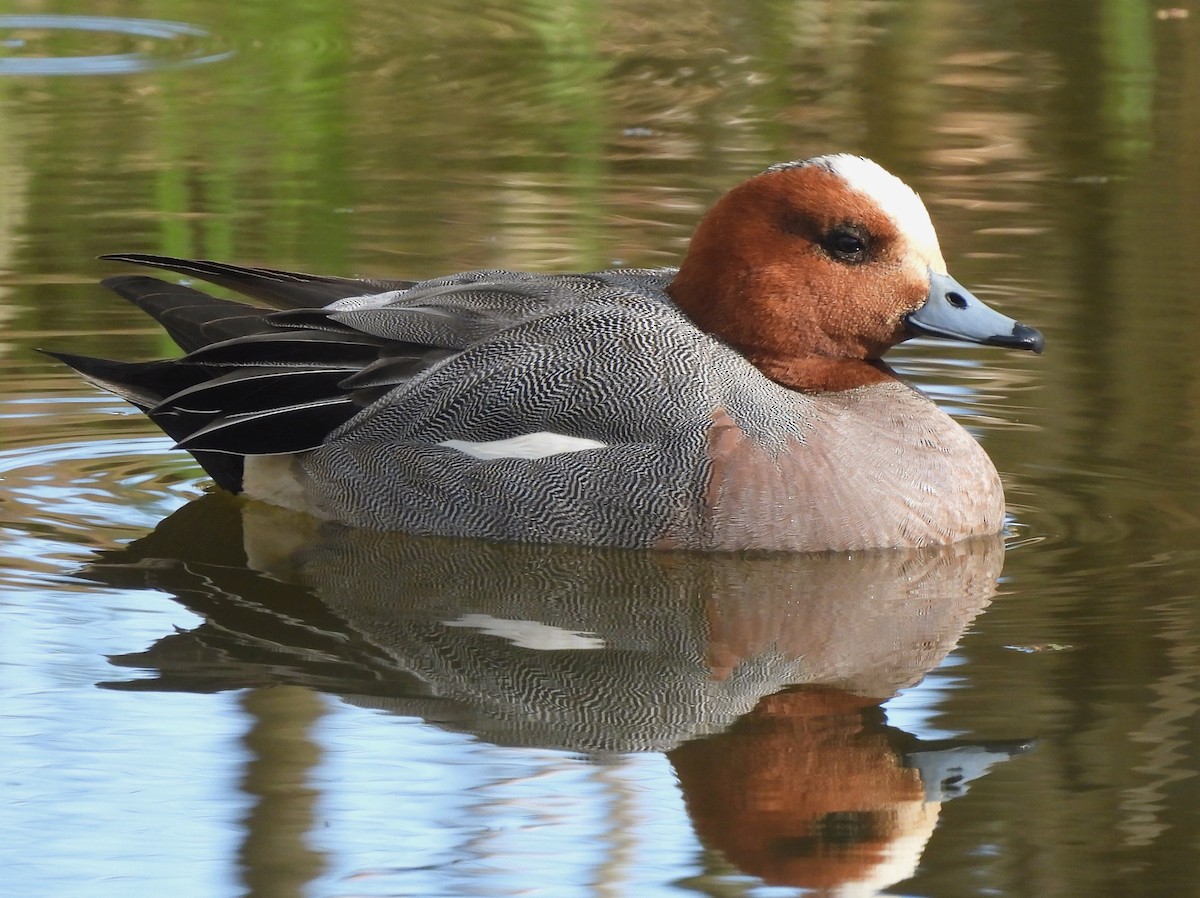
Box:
[905,270,1044,354]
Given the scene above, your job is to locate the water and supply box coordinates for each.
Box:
[3,1,1200,896]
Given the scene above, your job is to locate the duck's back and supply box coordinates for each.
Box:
[246,269,731,547]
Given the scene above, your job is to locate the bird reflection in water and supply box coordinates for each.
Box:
[87,494,1031,894]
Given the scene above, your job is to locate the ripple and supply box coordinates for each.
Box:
[0,435,203,541]
[0,15,232,76]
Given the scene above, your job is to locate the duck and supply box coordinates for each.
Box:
[51,154,1042,552]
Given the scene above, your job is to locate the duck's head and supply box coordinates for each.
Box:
[667,154,1043,392]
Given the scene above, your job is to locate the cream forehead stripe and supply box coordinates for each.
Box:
[770,154,946,272]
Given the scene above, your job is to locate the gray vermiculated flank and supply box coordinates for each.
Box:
[287,268,820,547]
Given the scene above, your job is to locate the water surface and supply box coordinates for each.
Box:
[4,2,1200,896]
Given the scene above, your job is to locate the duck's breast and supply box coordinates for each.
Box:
[698,382,1006,551]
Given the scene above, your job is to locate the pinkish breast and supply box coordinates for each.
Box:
[695,383,1006,552]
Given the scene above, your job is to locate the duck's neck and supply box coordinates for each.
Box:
[749,355,899,392]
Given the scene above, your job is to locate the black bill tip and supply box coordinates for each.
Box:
[986,323,1045,354]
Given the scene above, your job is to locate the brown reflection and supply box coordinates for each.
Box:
[672,689,971,894]
[672,685,1033,894]
[85,492,1028,895]
[238,686,326,898]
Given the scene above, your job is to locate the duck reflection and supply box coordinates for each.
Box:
[86,494,1030,894]
[673,689,1030,892]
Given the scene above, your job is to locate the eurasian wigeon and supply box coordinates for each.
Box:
[52,154,1042,551]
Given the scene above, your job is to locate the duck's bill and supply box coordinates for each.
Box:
[905,271,1044,354]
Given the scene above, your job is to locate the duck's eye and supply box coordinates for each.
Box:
[823,226,870,264]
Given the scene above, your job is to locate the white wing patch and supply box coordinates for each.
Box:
[438,431,608,460]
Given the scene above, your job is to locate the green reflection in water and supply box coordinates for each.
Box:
[238,686,326,898]
[1098,0,1155,163]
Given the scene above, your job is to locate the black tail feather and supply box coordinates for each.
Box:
[100,253,416,310]
[101,275,277,353]
[44,349,246,492]
[41,349,209,409]
[51,254,467,497]
[173,397,360,454]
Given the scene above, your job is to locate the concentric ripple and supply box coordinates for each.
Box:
[0,15,232,76]
[0,432,204,539]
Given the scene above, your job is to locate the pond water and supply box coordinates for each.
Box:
[3,1,1200,896]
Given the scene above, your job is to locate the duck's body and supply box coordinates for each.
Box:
[53,155,1041,551]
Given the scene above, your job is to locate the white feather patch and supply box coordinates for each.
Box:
[438,431,608,460]
[442,614,605,650]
